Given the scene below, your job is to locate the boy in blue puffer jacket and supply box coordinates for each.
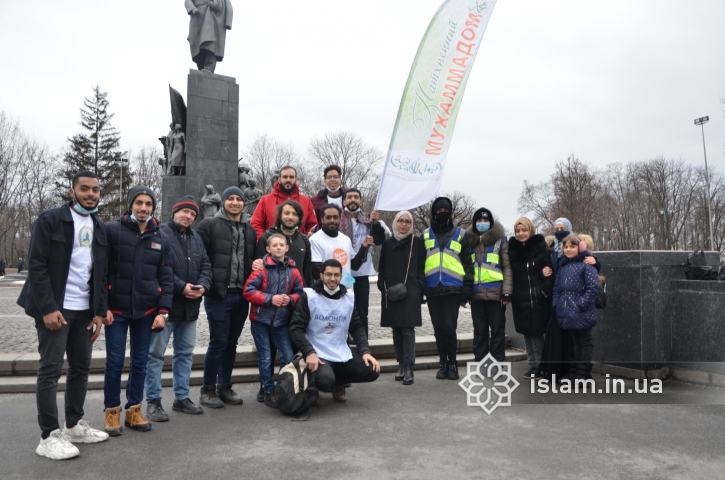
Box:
[552,234,599,380]
[244,233,305,408]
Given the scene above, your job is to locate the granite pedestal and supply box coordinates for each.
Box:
[161,69,239,222]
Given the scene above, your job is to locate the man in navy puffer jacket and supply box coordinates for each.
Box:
[103,186,173,436]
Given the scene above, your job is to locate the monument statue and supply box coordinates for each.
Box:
[242,179,263,218]
[270,169,280,189]
[200,184,222,218]
[186,0,233,74]
[238,164,251,190]
[157,122,174,173]
[167,124,187,176]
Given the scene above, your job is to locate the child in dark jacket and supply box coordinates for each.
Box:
[552,234,599,380]
[244,234,305,407]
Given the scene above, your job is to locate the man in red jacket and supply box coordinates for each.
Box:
[250,165,317,241]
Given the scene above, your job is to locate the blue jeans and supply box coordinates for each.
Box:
[353,276,370,339]
[145,320,197,402]
[203,292,249,388]
[250,322,294,394]
[104,315,153,410]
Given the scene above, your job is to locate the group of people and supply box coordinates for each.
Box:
[19,164,600,462]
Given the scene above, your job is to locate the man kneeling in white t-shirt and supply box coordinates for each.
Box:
[289,259,380,402]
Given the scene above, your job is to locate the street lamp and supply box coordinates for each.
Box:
[659,208,674,250]
[694,116,714,251]
[603,227,617,250]
[116,158,129,215]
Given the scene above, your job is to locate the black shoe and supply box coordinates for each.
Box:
[532,368,544,379]
[344,383,351,388]
[146,399,169,422]
[264,394,279,409]
[394,365,404,381]
[217,385,243,405]
[436,362,448,380]
[523,367,536,379]
[403,366,414,385]
[448,362,459,380]
[199,385,224,408]
[256,386,265,403]
[172,398,204,415]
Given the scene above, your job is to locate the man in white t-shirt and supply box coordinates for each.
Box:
[339,188,390,338]
[309,204,370,289]
[17,171,110,460]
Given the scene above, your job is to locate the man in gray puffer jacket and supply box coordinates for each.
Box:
[466,207,513,362]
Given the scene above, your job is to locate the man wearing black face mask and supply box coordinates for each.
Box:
[18,171,110,459]
[420,197,474,380]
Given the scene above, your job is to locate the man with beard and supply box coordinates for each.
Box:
[310,165,345,227]
[18,171,109,459]
[250,166,317,241]
[339,189,389,338]
[309,204,369,289]
[421,197,474,381]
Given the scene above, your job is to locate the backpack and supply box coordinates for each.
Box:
[273,353,319,419]
[685,250,717,280]
[595,275,607,309]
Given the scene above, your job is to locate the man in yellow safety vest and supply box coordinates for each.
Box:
[421,197,474,380]
[465,207,513,363]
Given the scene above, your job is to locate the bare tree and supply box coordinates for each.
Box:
[244,133,304,194]
[129,145,164,212]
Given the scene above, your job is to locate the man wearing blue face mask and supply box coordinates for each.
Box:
[466,207,513,362]
[18,171,110,459]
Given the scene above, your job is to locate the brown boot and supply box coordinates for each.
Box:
[124,404,152,432]
[104,407,123,436]
[332,382,347,402]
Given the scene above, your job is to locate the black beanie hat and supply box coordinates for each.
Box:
[127,185,157,213]
[221,186,245,205]
[172,195,199,216]
[472,207,494,228]
[432,197,453,214]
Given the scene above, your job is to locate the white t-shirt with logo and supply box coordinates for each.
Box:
[349,218,390,277]
[310,230,355,288]
[305,288,355,362]
[63,209,94,311]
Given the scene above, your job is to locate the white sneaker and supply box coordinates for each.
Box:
[63,419,110,443]
[36,429,80,460]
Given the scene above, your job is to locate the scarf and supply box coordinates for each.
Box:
[340,208,371,239]
[392,210,414,241]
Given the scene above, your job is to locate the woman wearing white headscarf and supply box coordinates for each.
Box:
[377,211,426,385]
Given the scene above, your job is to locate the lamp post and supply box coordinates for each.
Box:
[694,116,714,251]
[603,227,617,250]
[116,158,129,215]
[659,208,674,250]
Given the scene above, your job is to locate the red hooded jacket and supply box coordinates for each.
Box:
[250,182,317,241]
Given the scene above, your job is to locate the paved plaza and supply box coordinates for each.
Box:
[1,364,724,479]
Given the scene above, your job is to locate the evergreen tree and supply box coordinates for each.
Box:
[57,86,132,221]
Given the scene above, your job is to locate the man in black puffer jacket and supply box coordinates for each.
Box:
[103,186,173,436]
[196,186,257,408]
[145,196,212,422]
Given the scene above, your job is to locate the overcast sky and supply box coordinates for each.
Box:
[1,0,724,229]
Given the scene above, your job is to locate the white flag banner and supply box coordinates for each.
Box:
[375,0,497,211]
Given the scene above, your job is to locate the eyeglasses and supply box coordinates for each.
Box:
[323,272,342,278]
[325,175,341,180]
[396,219,412,225]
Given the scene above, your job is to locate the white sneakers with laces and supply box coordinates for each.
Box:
[62,419,110,444]
[36,430,80,460]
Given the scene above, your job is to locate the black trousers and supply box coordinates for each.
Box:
[427,295,460,363]
[315,356,379,392]
[353,276,370,339]
[392,327,416,366]
[571,328,594,375]
[35,309,93,437]
[471,300,507,362]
